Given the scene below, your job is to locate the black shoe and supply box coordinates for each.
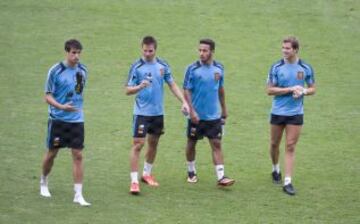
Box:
[283,183,296,196]
[271,171,282,184]
[187,171,198,183]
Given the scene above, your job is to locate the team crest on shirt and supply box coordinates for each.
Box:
[159,68,165,76]
[214,72,221,81]
[297,71,304,80]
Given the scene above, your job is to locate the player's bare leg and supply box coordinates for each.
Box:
[283,124,302,195]
[209,138,234,186]
[141,134,160,186]
[72,149,90,206]
[40,148,59,197]
[129,137,145,194]
[186,138,198,183]
[270,124,285,184]
[284,125,302,180]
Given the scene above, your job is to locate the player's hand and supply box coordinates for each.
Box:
[221,111,228,121]
[190,111,200,124]
[61,101,77,112]
[139,80,150,89]
[221,116,226,125]
[181,102,190,117]
[291,85,304,99]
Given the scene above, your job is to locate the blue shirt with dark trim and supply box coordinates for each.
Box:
[267,59,315,116]
[126,57,174,116]
[44,62,87,122]
[183,60,224,121]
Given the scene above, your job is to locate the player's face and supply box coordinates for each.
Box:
[198,44,213,64]
[282,42,297,60]
[66,48,81,66]
[142,44,156,61]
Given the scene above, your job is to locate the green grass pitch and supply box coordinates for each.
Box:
[0,0,359,223]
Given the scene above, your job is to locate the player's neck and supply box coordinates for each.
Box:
[200,59,213,65]
[284,56,298,64]
[64,60,77,68]
[142,56,156,63]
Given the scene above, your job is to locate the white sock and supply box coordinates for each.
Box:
[74,183,83,196]
[73,186,91,206]
[272,164,280,173]
[130,172,139,183]
[215,164,225,180]
[40,175,48,185]
[143,162,153,176]
[284,176,292,186]
[187,160,196,173]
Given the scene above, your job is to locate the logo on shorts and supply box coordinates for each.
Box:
[297,71,304,80]
[214,72,221,81]
[160,68,165,76]
[53,137,60,147]
[190,127,196,137]
[138,124,145,134]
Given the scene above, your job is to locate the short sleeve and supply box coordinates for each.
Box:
[267,66,278,86]
[183,66,193,90]
[126,66,138,87]
[163,65,174,84]
[219,68,224,88]
[305,66,315,85]
[44,68,56,93]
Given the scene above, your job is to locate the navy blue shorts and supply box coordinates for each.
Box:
[132,115,164,138]
[270,114,303,125]
[187,119,222,140]
[46,119,84,149]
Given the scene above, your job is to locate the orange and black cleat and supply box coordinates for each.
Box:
[217,176,235,187]
[141,175,159,187]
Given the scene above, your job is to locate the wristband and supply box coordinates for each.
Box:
[302,88,308,96]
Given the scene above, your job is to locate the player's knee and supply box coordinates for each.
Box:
[47,150,58,160]
[286,142,296,152]
[72,151,83,161]
[211,142,222,151]
[133,139,145,151]
[270,142,280,150]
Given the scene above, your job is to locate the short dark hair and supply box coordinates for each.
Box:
[199,38,215,51]
[64,39,83,52]
[283,36,299,51]
[142,36,157,49]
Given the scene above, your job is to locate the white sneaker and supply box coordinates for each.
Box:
[40,184,51,197]
[73,194,91,206]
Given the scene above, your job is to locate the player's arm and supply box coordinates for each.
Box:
[303,83,316,96]
[218,86,228,119]
[168,82,190,115]
[266,67,300,96]
[184,89,199,124]
[125,80,150,95]
[266,83,299,96]
[44,93,77,112]
[291,83,316,98]
[301,67,316,96]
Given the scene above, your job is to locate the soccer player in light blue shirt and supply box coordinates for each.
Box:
[183,39,235,187]
[127,56,174,116]
[40,39,91,206]
[44,57,87,122]
[125,36,189,194]
[266,36,316,195]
